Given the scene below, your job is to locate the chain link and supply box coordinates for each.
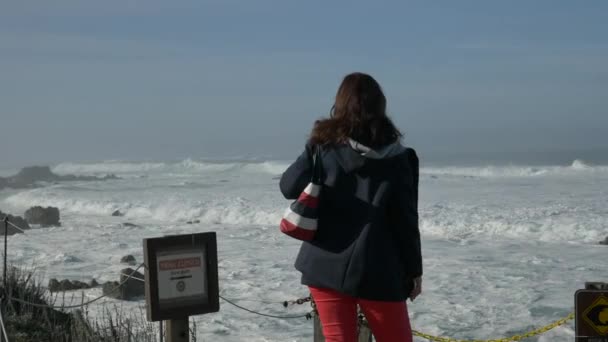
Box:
[321,299,573,342]
[411,312,574,342]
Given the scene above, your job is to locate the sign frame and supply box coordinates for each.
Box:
[576,289,608,342]
[144,232,219,322]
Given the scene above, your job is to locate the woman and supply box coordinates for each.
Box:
[280,72,422,342]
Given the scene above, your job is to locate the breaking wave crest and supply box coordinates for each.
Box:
[52,161,166,174]
[3,189,281,226]
[570,159,591,170]
[4,186,606,243]
[422,160,608,178]
[419,203,606,243]
[52,159,290,176]
[52,159,608,179]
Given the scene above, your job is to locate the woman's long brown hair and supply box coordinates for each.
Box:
[310,72,402,148]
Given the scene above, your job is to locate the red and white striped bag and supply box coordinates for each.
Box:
[280,146,323,241]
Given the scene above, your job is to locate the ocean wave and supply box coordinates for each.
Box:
[51,158,608,180]
[3,186,605,243]
[420,203,606,243]
[422,166,549,178]
[422,160,608,178]
[242,161,291,175]
[51,253,84,264]
[2,190,281,226]
[570,159,591,170]
[3,190,127,216]
[53,161,166,174]
[52,159,290,176]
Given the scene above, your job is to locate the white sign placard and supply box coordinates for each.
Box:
[157,250,206,300]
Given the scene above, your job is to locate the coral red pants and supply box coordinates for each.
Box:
[309,286,413,342]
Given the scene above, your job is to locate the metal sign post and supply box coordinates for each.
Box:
[144,232,219,342]
[576,283,608,342]
[166,319,189,342]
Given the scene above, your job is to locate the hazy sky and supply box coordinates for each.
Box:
[1,1,607,167]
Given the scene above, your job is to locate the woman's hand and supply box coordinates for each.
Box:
[409,276,422,301]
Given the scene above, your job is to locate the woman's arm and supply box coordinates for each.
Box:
[390,148,423,279]
[405,148,422,278]
[279,144,314,200]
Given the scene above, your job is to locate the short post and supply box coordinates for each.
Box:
[358,324,372,342]
[3,217,7,292]
[159,321,164,342]
[313,311,373,342]
[313,314,325,342]
[166,318,189,342]
[585,282,608,290]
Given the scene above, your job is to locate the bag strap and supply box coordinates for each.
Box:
[311,145,324,184]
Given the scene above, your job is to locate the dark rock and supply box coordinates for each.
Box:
[49,278,92,292]
[71,280,89,290]
[48,279,61,292]
[122,222,138,228]
[59,279,73,291]
[186,220,201,224]
[102,281,121,298]
[11,166,59,185]
[0,210,30,235]
[112,210,124,217]
[120,255,136,265]
[119,267,145,299]
[102,268,145,300]
[24,206,61,227]
[600,237,608,245]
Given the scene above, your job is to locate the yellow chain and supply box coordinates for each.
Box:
[411,312,575,342]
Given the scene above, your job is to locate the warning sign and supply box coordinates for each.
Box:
[583,296,608,335]
[144,232,219,322]
[576,290,608,342]
[157,250,206,301]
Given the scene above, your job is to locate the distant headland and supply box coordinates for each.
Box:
[0,166,119,191]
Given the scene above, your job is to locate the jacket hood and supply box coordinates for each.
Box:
[331,139,407,173]
[348,139,406,159]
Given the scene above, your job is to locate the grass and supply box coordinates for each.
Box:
[1,265,160,342]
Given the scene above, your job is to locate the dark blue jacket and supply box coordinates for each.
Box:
[280,141,421,301]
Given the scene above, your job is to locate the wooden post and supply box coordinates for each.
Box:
[3,217,7,292]
[166,318,189,342]
[313,313,373,342]
[313,314,325,342]
[585,282,608,290]
[358,324,373,342]
[159,321,164,342]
